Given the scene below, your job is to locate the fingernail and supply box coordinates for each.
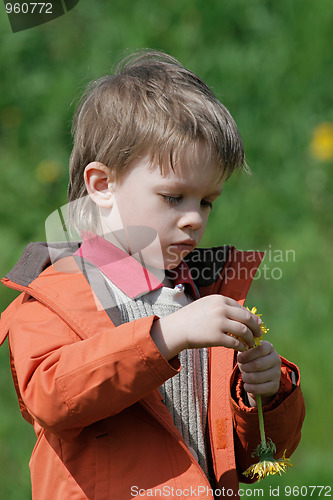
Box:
[237,342,246,353]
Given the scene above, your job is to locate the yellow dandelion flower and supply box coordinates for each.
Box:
[310,122,333,161]
[247,306,269,346]
[240,310,293,482]
[228,306,269,349]
[243,447,293,481]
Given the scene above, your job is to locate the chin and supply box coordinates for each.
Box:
[164,258,182,270]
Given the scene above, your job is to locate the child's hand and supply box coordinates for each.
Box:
[237,341,282,407]
[151,295,263,360]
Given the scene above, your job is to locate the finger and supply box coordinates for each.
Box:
[226,304,263,339]
[221,334,248,352]
[239,354,281,378]
[222,297,262,324]
[237,341,274,364]
[224,318,255,348]
[241,366,280,385]
[243,379,281,397]
[222,298,262,325]
[238,355,276,375]
[238,345,281,378]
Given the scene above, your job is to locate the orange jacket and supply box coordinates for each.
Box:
[0,244,305,499]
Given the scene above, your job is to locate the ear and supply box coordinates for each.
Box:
[84,162,116,208]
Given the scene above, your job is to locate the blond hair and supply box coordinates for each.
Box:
[68,50,247,232]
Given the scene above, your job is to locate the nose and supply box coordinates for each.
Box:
[177,203,204,231]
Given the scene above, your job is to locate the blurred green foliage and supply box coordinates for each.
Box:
[1,0,333,498]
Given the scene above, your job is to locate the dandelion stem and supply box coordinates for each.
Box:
[257,395,266,448]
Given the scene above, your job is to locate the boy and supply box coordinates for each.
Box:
[0,51,304,499]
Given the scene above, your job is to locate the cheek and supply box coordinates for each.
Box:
[198,216,210,236]
[117,202,144,226]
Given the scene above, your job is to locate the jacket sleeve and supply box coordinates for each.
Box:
[229,356,305,482]
[8,297,180,438]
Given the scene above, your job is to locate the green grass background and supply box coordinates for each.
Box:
[1,0,332,498]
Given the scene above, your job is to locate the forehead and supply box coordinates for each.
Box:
[155,141,224,184]
[117,142,224,194]
[148,155,224,199]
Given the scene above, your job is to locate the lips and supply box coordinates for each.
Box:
[170,239,196,252]
[166,240,196,267]
[175,238,196,246]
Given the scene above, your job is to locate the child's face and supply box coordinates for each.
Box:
[105,149,223,270]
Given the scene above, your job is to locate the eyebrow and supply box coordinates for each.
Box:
[156,179,223,197]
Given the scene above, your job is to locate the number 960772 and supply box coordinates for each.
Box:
[5,3,53,14]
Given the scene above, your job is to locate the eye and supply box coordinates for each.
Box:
[161,195,182,206]
[201,199,213,210]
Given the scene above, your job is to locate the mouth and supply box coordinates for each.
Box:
[165,240,196,268]
[170,240,196,251]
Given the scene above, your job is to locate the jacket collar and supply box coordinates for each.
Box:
[1,244,264,344]
[74,234,199,299]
